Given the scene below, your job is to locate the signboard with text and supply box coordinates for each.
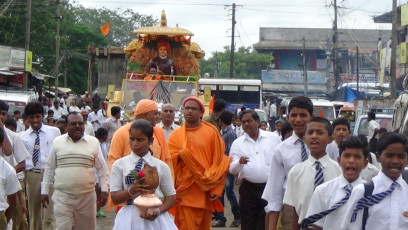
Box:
[262,70,326,84]
[0,46,11,68]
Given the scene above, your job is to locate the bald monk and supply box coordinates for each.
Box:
[108,99,173,210]
[167,96,231,230]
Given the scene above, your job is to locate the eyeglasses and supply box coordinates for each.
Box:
[68,122,84,126]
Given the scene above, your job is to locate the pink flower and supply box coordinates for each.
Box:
[137,172,144,178]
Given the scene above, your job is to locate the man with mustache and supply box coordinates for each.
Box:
[40,112,109,229]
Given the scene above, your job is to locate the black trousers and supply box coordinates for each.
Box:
[239,179,267,230]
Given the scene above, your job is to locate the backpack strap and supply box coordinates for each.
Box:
[362,181,375,230]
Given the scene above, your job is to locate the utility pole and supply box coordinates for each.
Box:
[55,0,61,97]
[302,37,308,96]
[333,0,340,89]
[64,50,67,87]
[356,46,359,92]
[390,0,397,99]
[23,0,32,90]
[214,51,219,78]
[229,3,236,79]
[225,3,241,78]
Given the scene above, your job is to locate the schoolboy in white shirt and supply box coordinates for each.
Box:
[301,136,368,229]
[263,96,314,230]
[341,133,408,230]
[283,117,341,229]
[0,128,21,228]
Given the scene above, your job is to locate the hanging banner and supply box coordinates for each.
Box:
[402,4,408,27]
[25,51,32,72]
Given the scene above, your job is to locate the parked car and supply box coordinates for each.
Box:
[352,114,393,137]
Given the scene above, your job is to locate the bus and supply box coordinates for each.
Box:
[198,78,262,113]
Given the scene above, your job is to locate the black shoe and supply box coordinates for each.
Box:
[212,220,226,227]
[230,219,241,227]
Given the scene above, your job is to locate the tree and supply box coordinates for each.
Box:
[199,46,271,79]
[0,1,157,93]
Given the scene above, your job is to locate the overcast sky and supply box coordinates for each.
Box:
[73,0,399,58]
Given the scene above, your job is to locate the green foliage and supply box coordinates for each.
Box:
[199,46,271,79]
[0,0,157,93]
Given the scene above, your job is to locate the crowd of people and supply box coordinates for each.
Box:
[0,93,407,230]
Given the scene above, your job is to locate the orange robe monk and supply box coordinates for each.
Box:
[168,96,230,230]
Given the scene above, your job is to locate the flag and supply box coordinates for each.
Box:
[209,93,215,113]
[100,21,110,36]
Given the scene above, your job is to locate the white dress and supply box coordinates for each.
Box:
[111,152,177,230]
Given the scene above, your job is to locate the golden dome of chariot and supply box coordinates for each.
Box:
[133,10,194,36]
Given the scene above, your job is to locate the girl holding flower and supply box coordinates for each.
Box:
[110,120,177,230]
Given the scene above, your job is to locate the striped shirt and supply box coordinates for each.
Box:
[222,125,237,156]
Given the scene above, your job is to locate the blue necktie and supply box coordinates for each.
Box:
[314,161,324,190]
[32,131,40,166]
[350,181,398,223]
[125,158,144,184]
[300,185,352,228]
[298,139,308,162]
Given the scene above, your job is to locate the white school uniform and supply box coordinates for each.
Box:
[0,157,21,212]
[340,171,408,230]
[283,154,342,223]
[110,152,177,230]
[306,174,364,229]
[262,133,309,212]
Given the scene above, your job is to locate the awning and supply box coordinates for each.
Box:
[0,71,15,76]
[32,73,55,80]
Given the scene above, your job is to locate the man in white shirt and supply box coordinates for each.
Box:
[233,115,244,138]
[341,133,408,230]
[156,104,179,141]
[302,136,368,229]
[229,110,281,230]
[49,99,65,120]
[88,105,104,132]
[20,101,61,230]
[101,106,121,149]
[367,111,380,141]
[80,110,95,137]
[41,112,109,230]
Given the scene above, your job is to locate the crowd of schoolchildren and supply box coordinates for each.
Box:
[0,93,407,230]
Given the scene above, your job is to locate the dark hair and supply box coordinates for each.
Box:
[288,96,313,115]
[357,134,368,147]
[281,120,293,138]
[378,128,387,134]
[238,110,260,122]
[47,110,54,114]
[307,117,333,136]
[0,128,4,143]
[260,121,268,125]
[367,111,376,120]
[95,127,108,139]
[111,106,121,116]
[0,100,9,112]
[377,132,408,155]
[56,118,66,125]
[218,110,233,126]
[24,101,44,117]
[339,136,368,159]
[130,119,153,139]
[13,110,20,115]
[213,99,226,112]
[93,104,99,109]
[4,117,17,130]
[332,117,350,131]
[65,111,82,124]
